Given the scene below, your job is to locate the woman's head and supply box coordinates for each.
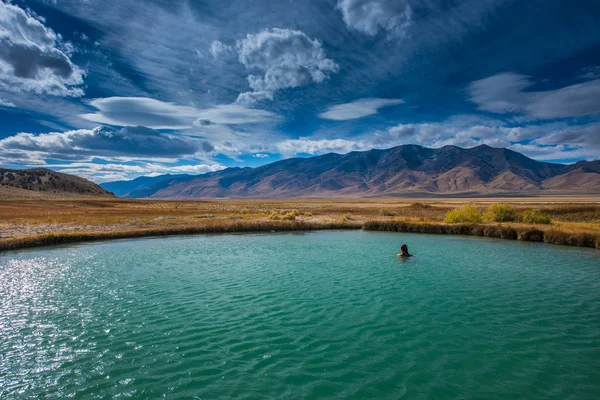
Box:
[400,244,409,254]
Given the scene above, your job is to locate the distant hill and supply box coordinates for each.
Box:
[100,174,190,197]
[96,145,599,198]
[0,168,114,198]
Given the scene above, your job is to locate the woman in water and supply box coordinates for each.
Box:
[397,244,412,258]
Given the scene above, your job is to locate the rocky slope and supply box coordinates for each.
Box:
[0,168,114,198]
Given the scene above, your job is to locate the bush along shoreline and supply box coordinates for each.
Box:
[363,203,598,249]
[0,217,598,253]
[362,220,599,249]
[0,220,362,253]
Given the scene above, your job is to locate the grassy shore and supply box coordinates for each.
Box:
[1,197,599,252]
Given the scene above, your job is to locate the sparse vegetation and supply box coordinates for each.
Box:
[270,209,300,220]
[543,206,600,222]
[411,202,432,209]
[0,198,598,251]
[519,209,552,225]
[379,208,398,217]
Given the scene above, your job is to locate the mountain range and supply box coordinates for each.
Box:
[101,145,600,198]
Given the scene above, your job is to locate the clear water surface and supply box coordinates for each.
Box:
[1,231,599,399]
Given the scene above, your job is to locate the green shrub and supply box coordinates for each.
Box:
[519,209,551,225]
[281,212,296,221]
[271,209,296,220]
[483,204,518,222]
[444,205,483,223]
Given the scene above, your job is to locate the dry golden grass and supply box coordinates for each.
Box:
[0,197,599,251]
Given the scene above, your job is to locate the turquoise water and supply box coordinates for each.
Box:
[1,231,600,399]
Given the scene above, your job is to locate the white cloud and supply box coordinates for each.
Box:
[336,0,413,38]
[274,116,600,162]
[210,139,278,159]
[508,143,599,162]
[49,162,226,182]
[235,28,339,105]
[81,97,198,129]
[0,125,210,162]
[319,98,404,120]
[381,122,520,149]
[532,123,600,146]
[468,72,600,119]
[194,104,279,125]
[276,118,508,157]
[252,153,269,158]
[209,40,233,59]
[0,2,85,96]
[235,90,274,107]
[81,97,280,128]
[277,138,371,155]
[0,97,14,107]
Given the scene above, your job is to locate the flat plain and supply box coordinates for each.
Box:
[1,196,599,251]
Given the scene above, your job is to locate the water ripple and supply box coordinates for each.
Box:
[1,231,599,399]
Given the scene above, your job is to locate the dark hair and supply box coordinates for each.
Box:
[400,244,410,256]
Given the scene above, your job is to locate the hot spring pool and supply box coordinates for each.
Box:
[1,230,599,399]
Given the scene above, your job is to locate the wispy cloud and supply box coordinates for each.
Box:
[0,98,15,107]
[194,104,280,125]
[81,97,198,129]
[319,98,404,120]
[468,72,600,119]
[81,97,280,128]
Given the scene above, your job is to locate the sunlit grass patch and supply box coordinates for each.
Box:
[444,205,483,223]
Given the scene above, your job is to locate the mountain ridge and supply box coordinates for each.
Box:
[101,173,192,198]
[99,144,600,198]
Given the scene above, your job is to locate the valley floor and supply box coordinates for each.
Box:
[1,197,599,251]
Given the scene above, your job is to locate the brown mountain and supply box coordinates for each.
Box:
[0,168,114,198]
[105,145,600,198]
[542,160,600,192]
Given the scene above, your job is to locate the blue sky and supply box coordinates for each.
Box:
[1,0,599,182]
